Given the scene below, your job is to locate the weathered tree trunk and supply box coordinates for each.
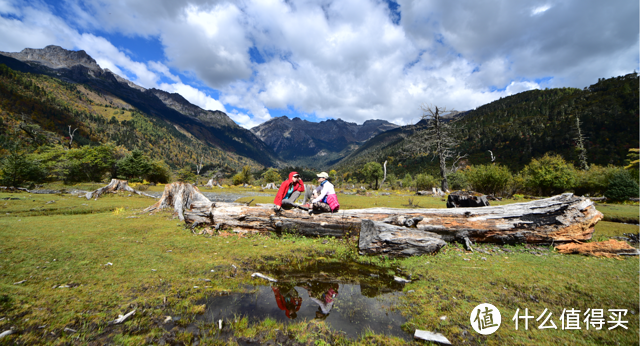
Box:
[86,179,156,200]
[146,185,602,245]
[143,182,212,222]
[359,220,446,256]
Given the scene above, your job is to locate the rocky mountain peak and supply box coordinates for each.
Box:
[0,45,102,72]
[250,116,399,167]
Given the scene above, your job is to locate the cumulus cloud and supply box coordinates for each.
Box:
[159,82,226,112]
[0,0,637,129]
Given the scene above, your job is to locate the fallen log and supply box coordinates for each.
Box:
[86,179,156,200]
[146,184,602,245]
[555,239,639,257]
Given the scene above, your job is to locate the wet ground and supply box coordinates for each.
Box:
[195,259,412,340]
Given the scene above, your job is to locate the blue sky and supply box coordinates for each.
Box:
[0,0,637,128]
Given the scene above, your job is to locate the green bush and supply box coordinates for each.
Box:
[523,154,577,196]
[447,171,469,190]
[232,166,252,185]
[261,168,282,184]
[465,164,513,196]
[606,170,639,202]
[176,167,196,183]
[146,160,171,184]
[574,165,619,196]
[401,173,413,189]
[415,173,438,190]
[386,173,397,188]
[0,147,46,187]
[116,149,151,182]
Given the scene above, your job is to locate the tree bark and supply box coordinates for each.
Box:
[86,179,156,200]
[359,219,446,257]
[143,182,212,222]
[147,185,602,245]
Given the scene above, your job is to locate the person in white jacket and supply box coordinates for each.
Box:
[307,172,339,214]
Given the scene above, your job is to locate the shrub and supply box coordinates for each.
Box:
[0,148,46,187]
[146,160,171,184]
[415,173,438,191]
[465,164,513,196]
[116,149,151,182]
[523,154,577,196]
[574,165,619,196]
[233,166,252,185]
[261,168,282,184]
[447,171,469,190]
[176,167,196,183]
[401,173,413,189]
[386,173,397,188]
[606,170,639,202]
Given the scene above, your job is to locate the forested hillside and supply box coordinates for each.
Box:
[0,63,254,172]
[335,73,639,178]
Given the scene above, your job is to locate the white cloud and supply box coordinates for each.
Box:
[159,82,226,112]
[228,109,263,129]
[0,0,637,129]
[531,4,552,16]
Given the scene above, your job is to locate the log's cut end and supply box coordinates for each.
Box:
[359,219,446,257]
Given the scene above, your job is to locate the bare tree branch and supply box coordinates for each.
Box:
[402,104,467,191]
[68,125,78,149]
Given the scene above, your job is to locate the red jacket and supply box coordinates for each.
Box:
[274,171,305,206]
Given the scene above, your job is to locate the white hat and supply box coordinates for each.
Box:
[316,172,329,179]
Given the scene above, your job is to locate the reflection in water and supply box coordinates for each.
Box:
[198,261,410,340]
[272,284,302,319]
[304,282,338,318]
[198,284,407,339]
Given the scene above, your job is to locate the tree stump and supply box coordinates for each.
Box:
[86,179,156,200]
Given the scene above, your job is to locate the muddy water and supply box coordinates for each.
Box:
[197,260,412,340]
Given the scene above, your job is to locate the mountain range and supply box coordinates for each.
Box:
[334,73,639,177]
[251,116,398,167]
[0,45,401,170]
[0,45,280,167]
[0,45,637,178]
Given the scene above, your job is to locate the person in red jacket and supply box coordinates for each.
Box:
[274,171,307,210]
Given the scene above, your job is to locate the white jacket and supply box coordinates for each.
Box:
[312,181,335,204]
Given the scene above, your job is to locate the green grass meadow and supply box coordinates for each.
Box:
[0,188,638,345]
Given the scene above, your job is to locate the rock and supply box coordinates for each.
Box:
[414,329,451,345]
[446,191,490,208]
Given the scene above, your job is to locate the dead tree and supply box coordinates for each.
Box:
[68,125,78,149]
[379,160,388,188]
[574,116,589,170]
[405,105,466,191]
[196,155,204,176]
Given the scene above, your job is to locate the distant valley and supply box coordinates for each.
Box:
[251,116,398,168]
